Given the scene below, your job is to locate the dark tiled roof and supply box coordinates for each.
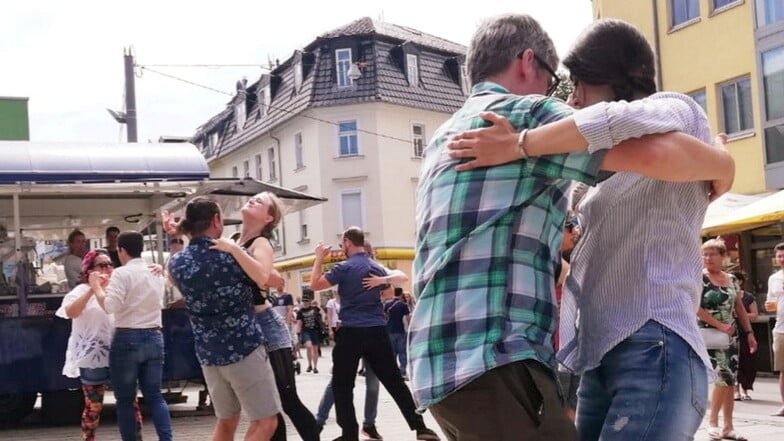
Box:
[315,17,465,55]
[195,17,467,161]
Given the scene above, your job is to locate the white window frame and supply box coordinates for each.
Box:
[338,120,359,156]
[460,64,471,95]
[294,61,303,92]
[711,0,743,15]
[259,87,271,116]
[254,154,263,180]
[406,53,419,86]
[235,102,246,131]
[242,160,250,178]
[340,189,365,231]
[336,48,353,87]
[298,210,308,242]
[718,76,754,136]
[231,166,238,178]
[412,123,426,158]
[267,147,277,181]
[210,132,219,149]
[295,132,304,169]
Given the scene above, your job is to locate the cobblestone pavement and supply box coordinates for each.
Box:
[3,346,784,440]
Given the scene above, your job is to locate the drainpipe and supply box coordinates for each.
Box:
[652,0,664,90]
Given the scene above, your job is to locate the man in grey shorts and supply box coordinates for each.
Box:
[168,197,281,440]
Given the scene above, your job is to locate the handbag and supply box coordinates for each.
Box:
[700,327,731,350]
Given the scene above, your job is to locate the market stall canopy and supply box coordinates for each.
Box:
[702,190,784,236]
[0,141,210,183]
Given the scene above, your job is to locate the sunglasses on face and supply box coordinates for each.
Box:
[93,263,113,269]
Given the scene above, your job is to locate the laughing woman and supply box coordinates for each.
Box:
[56,249,144,441]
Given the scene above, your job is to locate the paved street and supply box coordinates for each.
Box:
[3,345,783,440]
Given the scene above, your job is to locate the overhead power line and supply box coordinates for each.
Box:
[137,65,412,144]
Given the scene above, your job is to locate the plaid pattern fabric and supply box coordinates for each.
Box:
[410,82,604,410]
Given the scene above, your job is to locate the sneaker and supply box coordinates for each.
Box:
[361,424,383,440]
[307,365,313,373]
[772,406,784,417]
[313,368,319,374]
[416,427,440,440]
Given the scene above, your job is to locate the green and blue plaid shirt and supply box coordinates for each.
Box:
[410,82,605,410]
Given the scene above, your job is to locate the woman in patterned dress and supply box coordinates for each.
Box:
[699,239,757,441]
[56,249,144,441]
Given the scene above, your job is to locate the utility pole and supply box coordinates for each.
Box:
[124,46,138,142]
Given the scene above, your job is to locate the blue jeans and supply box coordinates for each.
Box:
[389,332,408,376]
[316,363,379,426]
[576,320,707,441]
[110,329,173,441]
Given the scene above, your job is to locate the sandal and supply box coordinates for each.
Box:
[708,427,723,440]
[733,394,742,401]
[742,393,751,401]
[722,429,747,441]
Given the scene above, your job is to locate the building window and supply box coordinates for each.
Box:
[210,132,219,150]
[294,132,304,169]
[412,123,426,158]
[670,0,700,27]
[299,210,308,241]
[763,46,784,121]
[338,120,359,156]
[242,160,250,178]
[336,48,352,87]
[765,125,784,163]
[340,190,363,230]
[712,0,740,11]
[757,0,784,26]
[688,89,707,112]
[406,53,419,86]
[231,166,238,178]
[719,77,753,135]
[254,154,262,180]
[267,147,277,181]
[294,61,303,92]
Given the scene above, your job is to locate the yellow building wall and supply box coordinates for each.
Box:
[593,0,766,194]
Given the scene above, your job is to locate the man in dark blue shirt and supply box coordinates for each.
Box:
[168,197,280,441]
[310,226,439,441]
[384,288,411,379]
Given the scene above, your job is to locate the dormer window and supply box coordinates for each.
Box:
[210,132,219,149]
[336,48,352,87]
[234,102,246,131]
[259,86,271,116]
[406,53,419,86]
[294,61,303,92]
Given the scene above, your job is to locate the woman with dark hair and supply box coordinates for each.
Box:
[56,249,144,441]
[197,192,320,441]
[445,18,734,441]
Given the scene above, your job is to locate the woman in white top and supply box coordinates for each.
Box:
[56,249,144,441]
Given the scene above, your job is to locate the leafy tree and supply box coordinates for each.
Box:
[552,71,574,102]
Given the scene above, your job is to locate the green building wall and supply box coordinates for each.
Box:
[0,97,30,140]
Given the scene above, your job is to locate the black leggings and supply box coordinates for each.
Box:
[269,347,319,441]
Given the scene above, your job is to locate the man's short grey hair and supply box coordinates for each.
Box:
[467,13,559,87]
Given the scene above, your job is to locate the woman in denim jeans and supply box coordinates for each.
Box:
[214,191,319,441]
[56,249,144,441]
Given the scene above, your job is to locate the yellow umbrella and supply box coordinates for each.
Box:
[702,190,784,236]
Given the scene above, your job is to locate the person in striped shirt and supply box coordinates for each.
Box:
[412,14,733,441]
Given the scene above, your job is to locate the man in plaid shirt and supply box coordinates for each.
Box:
[411,13,732,440]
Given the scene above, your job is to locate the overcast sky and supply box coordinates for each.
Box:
[1,0,593,143]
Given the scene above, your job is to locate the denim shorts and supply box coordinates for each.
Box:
[80,367,111,386]
[256,308,292,351]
